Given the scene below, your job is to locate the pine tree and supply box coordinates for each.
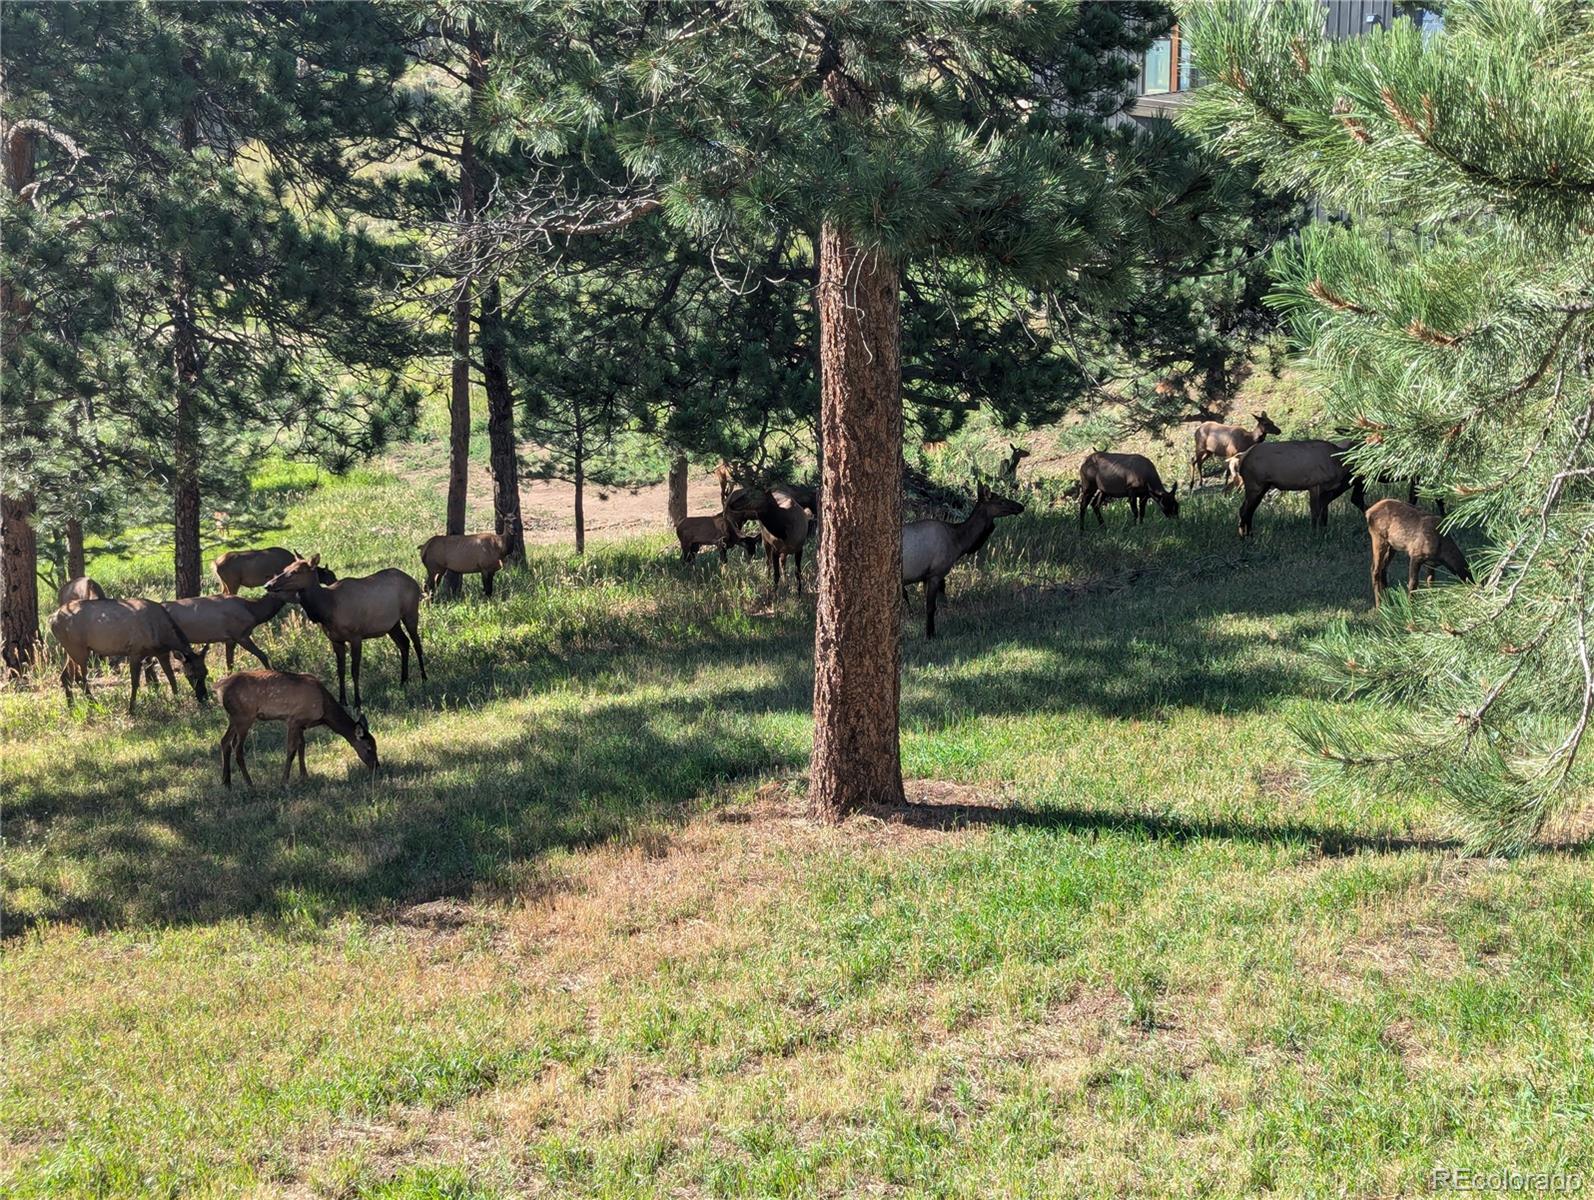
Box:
[1181,0,1594,851]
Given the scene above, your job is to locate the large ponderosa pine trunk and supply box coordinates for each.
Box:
[479,277,525,565]
[1,124,39,672]
[809,224,906,821]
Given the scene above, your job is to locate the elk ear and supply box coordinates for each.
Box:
[977,482,989,501]
[355,714,368,736]
[308,553,320,566]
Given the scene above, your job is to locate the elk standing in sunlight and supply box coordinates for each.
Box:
[1076,452,1180,531]
[215,669,378,786]
[57,577,106,606]
[162,593,290,670]
[1190,411,1281,487]
[902,483,1025,638]
[50,598,208,713]
[1366,499,1472,608]
[263,554,426,708]
[1230,440,1364,536]
[214,547,335,595]
[419,524,516,598]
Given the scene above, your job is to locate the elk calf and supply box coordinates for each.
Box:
[419,529,514,597]
[675,514,758,564]
[1366,499,1472,608]
[215,670,378,786]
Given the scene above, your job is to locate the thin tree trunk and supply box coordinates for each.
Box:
[66,518,85,580]
[479,276,525,565]
[667,451,688,527]
[2,124,40,672]
[172,76,202,598]
[809,224,905,822]
[573,414,586,555]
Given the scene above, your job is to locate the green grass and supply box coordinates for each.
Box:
[3,453,1590,1198]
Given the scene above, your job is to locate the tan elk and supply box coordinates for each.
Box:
[263,554,426,707]
[57,577,106,606]
[1077,452,1180,531]
[215,670,379,787]
[162,593,289,670]
[214,547,335,596]
[1366,499,1472,607]
[902,483,1025,638]
[726,486,811,597]
[418,526,515,597]
[1231,440,1364,536]
[1190,411,1282,487]
[675,513,759,564]
[50,598,208,713]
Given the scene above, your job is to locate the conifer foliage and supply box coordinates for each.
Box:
[1182,0,1594,851]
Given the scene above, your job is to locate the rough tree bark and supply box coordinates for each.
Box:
[667,452,688,527]
[171,74,203,598]
[2,123,40,672]
[809,225,906,822]
[66,517,84,580]
[479,276,525,565]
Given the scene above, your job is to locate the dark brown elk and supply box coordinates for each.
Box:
[725,486,811,597]
[214,547,334,596]
[1190,411,1281,486]
[1231,440,1364,536]
[57,577,106,606]
[1366,499,1472,607]
[1077,452,1180,531]
[49,598,208,713]
[215,670,378,786]
[902,483,1025,638]
[675,513,759,564]
[162,593,289,670]
[418,528,514,597]
[263,554,426,708]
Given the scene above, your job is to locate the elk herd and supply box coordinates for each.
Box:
[43,407,1470,788]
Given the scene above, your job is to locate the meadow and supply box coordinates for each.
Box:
[3,432,1592,1198]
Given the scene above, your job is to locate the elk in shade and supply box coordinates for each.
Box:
[901,483,1025,638]
[215,669,379,786]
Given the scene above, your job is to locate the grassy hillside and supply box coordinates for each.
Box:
[3,447,1591,1198]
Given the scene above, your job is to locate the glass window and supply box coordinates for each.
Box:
[1177,35,1193,90]
[1143,36,1172,95]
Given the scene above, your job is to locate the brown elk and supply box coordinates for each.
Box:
[1077,452,1180,530]
[49,598,208,713]
[902,483,1025,638]
[418,528,514,597]
[725,486,811,597]
[999,443,1031,484]
[675,513,759,564]
[162,593,289,670]
[1366,499,1472,607]
[215,670,379,787]
[1231,440,1364,536]
[263,554,426,708]
[57,577,106,606]
[1190,411,1282,487]
[214,547,335,596]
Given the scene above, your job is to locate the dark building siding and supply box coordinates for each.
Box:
[1323,0,1396,40]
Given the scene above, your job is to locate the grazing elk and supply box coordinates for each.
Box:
[50,598,208,714]
[263,554,426,708]
[162,593,289,670]
[1231,440,1364,537]
[419,525,515,598]
[1190,411,1282,487]
[57,577,106,606]
[902,483,1025,638]
[214,547,335,596]
[1366,499,1472,608]
[215,670,379,787]
[1077,452,1180,531]
[675,513,759,564]
[726,486,811,597]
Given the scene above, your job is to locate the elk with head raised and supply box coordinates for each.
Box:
[214,547,335,596]
[1077,452,1180,531]
[57,577,106,606]
[1231,439,1365,536]
[162,593,290,670]
[1366,499,1472,608]
[263,554,426,708]
[1190,411,1281,487]
[901,483,1025,638]
[215,669,379,786]
[725,485,812,597]
[418,521,516,598]
[49,598,208,713]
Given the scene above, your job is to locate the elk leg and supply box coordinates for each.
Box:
[482,570,495,598]
[299,731,309,778]
[1077,487,1092,532]
[236,634,270,669]
[234,718,255,787]
[1238,484,1269,537]
[1408,556,1425,594]
[220,728,233,788]
[332,640,348,705]
[282,721,303,783]
[350,640,364,708]
[925,575,942,639]
[1093,494,1105,526]
[794,543,805,596]
[128,655,144,715]
[1371,537,1391,608]
[389,624,410,684]
[402,611,427,681]
[1408,478,1419,505]
[157,653,179,696]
